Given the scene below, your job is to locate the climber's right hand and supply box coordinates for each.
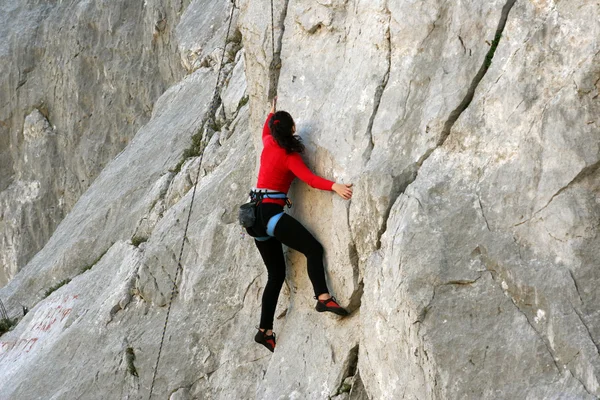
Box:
[332,183,353,200]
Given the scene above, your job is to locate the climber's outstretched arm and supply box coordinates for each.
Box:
[262,97,278,140]
[286,154,354,200]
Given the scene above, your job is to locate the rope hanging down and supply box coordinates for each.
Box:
[148,2,237,398]
[268,0,280,100]
[271,0,275,58]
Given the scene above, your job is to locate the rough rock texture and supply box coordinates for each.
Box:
[0,0,188,285]
[1,0,599,399]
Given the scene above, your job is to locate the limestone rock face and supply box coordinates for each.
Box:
[0,0,188,285]
[1,0,599,399]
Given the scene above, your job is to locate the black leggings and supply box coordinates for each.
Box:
[253,204,329,330]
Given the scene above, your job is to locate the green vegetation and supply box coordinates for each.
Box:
[208,117,224,133]
[237,95,249,110]
[1,298,20,336]
[338,382,352,394]
[131,236,148,247]
[126,347,139,377]
[0,317,17,336]
[80,248,110,274]
[44,278,72,298]
[170,130,204,174]
[226,28,243,45]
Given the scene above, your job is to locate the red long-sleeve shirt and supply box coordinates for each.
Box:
[257,113,334,205]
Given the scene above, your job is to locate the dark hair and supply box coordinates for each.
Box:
[269,111,305,154]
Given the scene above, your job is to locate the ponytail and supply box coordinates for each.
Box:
[269,111,305,154]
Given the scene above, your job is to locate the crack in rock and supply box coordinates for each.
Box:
[362,11,392,162]
[477,193,492,232]
[216,274,260,331]
[568,269,584,305]
[478,256,600,395]
[268,0,291,100]
[521,159,600,225]
[485,269,562,374]
[374,0,517,252]
[411,0,518,192]
[476,247,582,382]
[566,367,596,398]
[569,300,600,357]
[414,275,483,324]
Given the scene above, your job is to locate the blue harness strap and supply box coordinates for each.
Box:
[253,212,284,241]
[266,212,284,236]
[250,190,287,201]
[264,193,287,199]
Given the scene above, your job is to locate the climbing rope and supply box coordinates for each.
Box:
[148,1,237,398]
[270,0,275,58]
[268,0,279,100]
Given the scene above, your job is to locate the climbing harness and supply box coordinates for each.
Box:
[250,189,291,207]
[148,1,238,398]
[238,189,291,229]
[239,189,291,243]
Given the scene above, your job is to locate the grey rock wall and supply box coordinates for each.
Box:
[0,0,189,285]
[0,0,598,399]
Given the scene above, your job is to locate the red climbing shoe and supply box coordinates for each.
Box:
[315,296,349,316]
[255,328,276,352]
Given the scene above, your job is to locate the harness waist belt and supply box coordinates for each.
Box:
[250,189,288,199]
[249,188,292,208]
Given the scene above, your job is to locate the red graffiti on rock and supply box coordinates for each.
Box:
[0,294,79,363]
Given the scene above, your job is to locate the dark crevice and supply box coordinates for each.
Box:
[345,205,363,312]
[458,35,466,54]
[344,345,359,379]
[242,274,261,304]
[348,241,359,283]
[334,345,361,397]
[374,171,416,250]
[363,13,392,162]
[477,193,492,231]
[347,279,363,314]
[125,346,139,378]
[268,0,291,100]
[373,0,516,251]
[547,231,566,243]
[0,299,19,337]
[440,0,516,144]
[443,274,483,286]
[568,269,584,305]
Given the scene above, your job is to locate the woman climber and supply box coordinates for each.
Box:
[247,97,353,353]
